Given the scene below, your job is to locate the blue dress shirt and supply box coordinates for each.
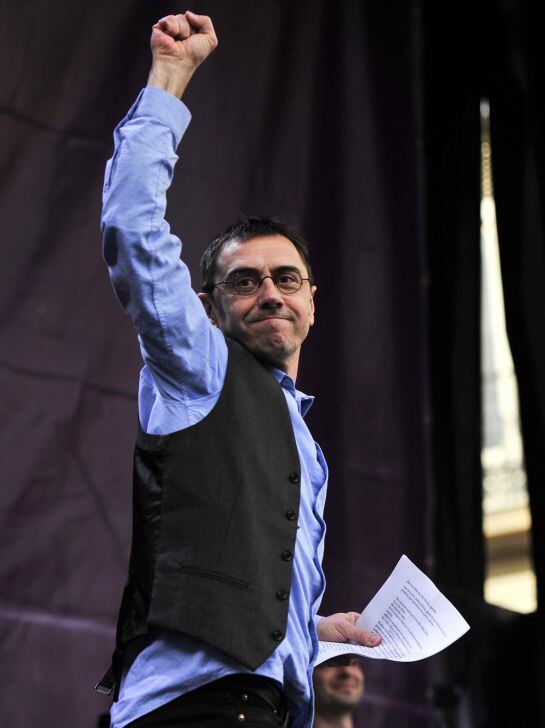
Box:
[102,87,328,728]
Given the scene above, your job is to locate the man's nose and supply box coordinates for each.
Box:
[257,276,283,305]
[337,665,356,678]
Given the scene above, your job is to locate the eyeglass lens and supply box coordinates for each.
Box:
[232,272,302,295]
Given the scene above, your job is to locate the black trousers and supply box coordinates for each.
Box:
[124,674,292,728]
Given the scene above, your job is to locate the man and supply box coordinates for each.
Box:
[98,11,381,728]
[313,659,365,728]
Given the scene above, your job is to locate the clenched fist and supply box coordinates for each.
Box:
[148,11,218,98]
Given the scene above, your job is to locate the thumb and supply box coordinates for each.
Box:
[343,622,382,647]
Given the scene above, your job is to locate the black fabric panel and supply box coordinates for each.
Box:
[421,8,484,723]
[424,0,545,724]
[487,0,545,602]
[424,1,484,599]
[0,1,433,726]
[484,0,545,722]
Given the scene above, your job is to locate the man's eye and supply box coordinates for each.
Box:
[234,276,257,289]
[276,273,300,290]
[277,274,297,284]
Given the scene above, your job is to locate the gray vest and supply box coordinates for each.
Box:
[97,338,302,696]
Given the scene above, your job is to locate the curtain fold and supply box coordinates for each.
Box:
[425,0,545,724]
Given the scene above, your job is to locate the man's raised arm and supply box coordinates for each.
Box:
[102,13,223,415]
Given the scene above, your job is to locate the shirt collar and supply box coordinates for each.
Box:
[267,366,315,418]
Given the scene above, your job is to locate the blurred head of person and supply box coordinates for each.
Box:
[313,657,365,726]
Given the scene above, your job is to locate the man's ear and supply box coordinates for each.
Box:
[309,285,317,327]
[198,291,217,325]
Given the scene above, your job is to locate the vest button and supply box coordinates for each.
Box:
[288,472,300,484]
[286,509,296,520]
[272,630,284,641]
[281,550,293,561]
[276,589,288,601]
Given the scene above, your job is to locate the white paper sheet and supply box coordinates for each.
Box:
[315,555,470,666]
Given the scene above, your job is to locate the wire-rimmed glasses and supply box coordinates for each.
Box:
[207,270,311,296]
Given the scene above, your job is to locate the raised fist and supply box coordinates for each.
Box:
[151,11,218,70]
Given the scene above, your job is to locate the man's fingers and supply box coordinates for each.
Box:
[354,627,382,647]
[154,16,176,37]
[317,613,381,649]
[148,10,218,95]
[177,14,192,39]
[185,11,216,37]
[342,613,380,646]
[153,14,190,40]
[342,621,381,647]
[153,12,217,48]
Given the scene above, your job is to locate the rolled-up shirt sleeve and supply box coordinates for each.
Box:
[101,87,226,405]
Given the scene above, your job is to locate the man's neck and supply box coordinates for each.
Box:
[252,347,300,382]
[284,350,299,382]
[313,712,354,728]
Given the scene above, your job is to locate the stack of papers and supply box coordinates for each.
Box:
[316,555,470,665]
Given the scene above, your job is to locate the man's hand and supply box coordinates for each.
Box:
[316,612,382,648]
[147,11,218,98]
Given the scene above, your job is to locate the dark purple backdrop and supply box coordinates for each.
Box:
[1,2,436,726]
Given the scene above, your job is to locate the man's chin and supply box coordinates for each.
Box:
[247,341,291,369]
[338,694,362,707]
[235,334,296,367]
[329,687,364,709]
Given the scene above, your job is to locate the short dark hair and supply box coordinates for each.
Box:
[200,215,314,292]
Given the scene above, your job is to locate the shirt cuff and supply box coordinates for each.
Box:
[314,614,324,630]
[128,87,192,142]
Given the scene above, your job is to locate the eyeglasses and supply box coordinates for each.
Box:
[208,270,311,296]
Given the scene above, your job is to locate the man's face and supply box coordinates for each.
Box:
[313,662,365,714]
[201,235,316,374]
